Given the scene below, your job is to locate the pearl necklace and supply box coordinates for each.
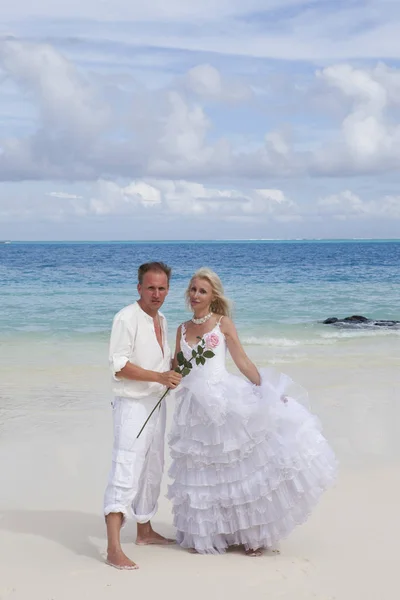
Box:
[191,312,213,325]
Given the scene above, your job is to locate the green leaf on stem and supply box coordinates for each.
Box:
[200,356,206,365]
[182,367,190,377]
[192,349,197,358]
[203,350,215,358]
[197,345,203,355]
[177,351,185,366]
[196,357,201,366]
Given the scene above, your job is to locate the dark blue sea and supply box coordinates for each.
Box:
[1,241,399,344]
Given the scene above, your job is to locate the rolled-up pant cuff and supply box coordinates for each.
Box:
[104,502,158,524]
[132,502,158,524]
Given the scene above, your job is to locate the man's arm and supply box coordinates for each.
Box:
[109,313,181,389]
[117,362,181,388]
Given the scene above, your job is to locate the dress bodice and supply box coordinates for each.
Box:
[180,322,227,382]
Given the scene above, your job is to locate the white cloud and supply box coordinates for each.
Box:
[124,182,161,206]
[318,191,366,215]
[5,180,400,226]
[87,179,294,217]
[0,38,400,244]
[185,65,223,97]
[5,0,398,62]
[317,190,400,219]
[156,91,211,161]
[2,177,400,246]
[2,39,400,184]
[2,1,400,70]
[380,195,400,218]
[1,2,400,239]
[0,40,108,140]
[0,1,325,23]
[88,180,162,215]
[313,63,400,174]
[47,191,83,199]
[0,179,294,221]
[184,64,251,103]
[0,39,109,180]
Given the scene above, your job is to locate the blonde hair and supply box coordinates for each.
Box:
[185,267,232,317]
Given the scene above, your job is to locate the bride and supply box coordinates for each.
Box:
[168,267,337,556]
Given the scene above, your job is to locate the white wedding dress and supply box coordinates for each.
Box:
[167,320,337,554]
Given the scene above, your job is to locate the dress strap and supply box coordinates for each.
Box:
[216,315,224,325]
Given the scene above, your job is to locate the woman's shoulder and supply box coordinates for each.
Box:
[217,314,235,331]
[177,320,191,332]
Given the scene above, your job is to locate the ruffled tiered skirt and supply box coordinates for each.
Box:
[167,367,337,554]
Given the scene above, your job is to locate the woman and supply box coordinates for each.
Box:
[168,267,337,556]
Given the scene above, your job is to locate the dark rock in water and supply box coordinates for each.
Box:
[323,315,369,324]
[323,315,400,328]
[323,317,339,324]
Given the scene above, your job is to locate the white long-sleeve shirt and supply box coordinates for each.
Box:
[109,302,171,399]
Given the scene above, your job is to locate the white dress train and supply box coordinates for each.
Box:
[167,321,337,554]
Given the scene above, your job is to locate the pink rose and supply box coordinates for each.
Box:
[206,332,219,349]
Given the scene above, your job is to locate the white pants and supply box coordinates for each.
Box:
[104,395,166,523]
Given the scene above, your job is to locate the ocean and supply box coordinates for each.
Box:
[2,240,400,336]
[1,240,400,462]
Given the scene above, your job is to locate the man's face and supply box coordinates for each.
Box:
[137,270,169,314]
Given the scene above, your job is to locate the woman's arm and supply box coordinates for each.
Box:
[220,317,261,386]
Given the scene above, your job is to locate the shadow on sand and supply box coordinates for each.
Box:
[0,510,109,563]
[0,510,176,564]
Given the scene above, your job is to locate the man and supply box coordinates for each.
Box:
[104,261,182,570]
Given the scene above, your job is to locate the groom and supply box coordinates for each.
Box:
[104,261,182,570]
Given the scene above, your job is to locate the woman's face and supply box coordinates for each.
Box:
[189,277,213,313]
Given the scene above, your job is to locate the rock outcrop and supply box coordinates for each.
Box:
[323,315,400,327]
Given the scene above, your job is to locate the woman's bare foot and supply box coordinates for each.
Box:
[106,549,138,570]
[245,548,263,557]
[136,522,175,546]
[188,548,198,554]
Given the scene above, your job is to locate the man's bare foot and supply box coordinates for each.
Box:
[245,548,263,557]
[136,530,175,546]
[106,549,138,570]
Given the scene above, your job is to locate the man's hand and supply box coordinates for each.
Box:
[159,370,182,389]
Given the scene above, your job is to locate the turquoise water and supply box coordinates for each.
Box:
[1,241,400,347]
[0,241,400,336]
[1,241,399,458]
[0,241,400,337]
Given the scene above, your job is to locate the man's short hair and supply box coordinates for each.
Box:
[138,262,172,284]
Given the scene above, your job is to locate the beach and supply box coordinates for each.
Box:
[1,241,400,599]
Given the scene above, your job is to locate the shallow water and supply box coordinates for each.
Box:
[1,241,399,466]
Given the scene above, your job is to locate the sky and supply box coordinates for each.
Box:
[1,1,400,240]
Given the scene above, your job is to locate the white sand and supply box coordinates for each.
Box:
[1,342,400,600]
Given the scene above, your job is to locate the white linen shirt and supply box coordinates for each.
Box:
[109,302,171,399]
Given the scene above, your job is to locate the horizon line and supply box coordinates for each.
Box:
[2,237,400,243]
